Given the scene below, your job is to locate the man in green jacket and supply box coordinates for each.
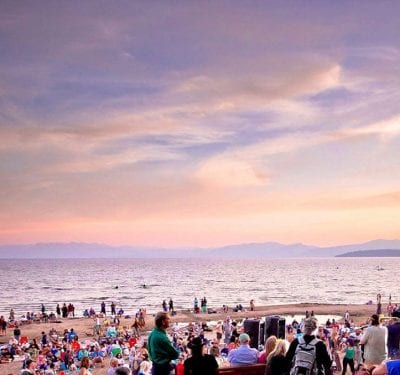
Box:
[148,312,179,375]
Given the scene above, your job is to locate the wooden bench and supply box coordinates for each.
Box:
[218,364,266,375]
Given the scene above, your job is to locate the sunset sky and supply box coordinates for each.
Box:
[1,1,399,248]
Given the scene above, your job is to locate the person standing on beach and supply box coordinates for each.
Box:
[223,317,233,345]
[62,303,68,318]
[13,324,21,342]
[285,317,332,375]
[201,297,208,313]
[341,338,356,375]
[377,294,382,315]
[0,315,6,335]
[148,312,179,375]
[360,314,388,365]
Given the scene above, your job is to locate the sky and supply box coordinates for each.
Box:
[0,1,399,248]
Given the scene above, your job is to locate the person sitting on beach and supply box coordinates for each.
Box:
[214,320,223,344]
[68,328,77,342]
[332,319,340,330]
[227,333,259,366]
[21,359,37,375]
[88,345,104,368]
[258,335,277,364]
[228,335,239,351]
[139,352,152,375]
[79,356,91,375]
[115,352,125,366]
[184,336,218,375]
[107,357,118,375]
[107,324,117,337]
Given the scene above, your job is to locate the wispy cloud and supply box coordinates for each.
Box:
[0,2,400,246]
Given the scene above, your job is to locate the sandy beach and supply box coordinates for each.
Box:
[0,303,382,374]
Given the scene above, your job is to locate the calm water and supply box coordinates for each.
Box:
[0,257,398,317]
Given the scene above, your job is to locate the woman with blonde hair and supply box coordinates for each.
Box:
[259,335,277,363]
[266,339,288,375]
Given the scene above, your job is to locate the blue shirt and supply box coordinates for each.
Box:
[387,360,400,375]
[228,344,258,366]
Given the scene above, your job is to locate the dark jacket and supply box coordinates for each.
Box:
[285,335,332,375]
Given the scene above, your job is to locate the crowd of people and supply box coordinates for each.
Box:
[1,301,400,375]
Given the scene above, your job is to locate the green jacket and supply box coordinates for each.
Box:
[148,327,179,365]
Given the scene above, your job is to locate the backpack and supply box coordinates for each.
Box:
[290,336,319,375]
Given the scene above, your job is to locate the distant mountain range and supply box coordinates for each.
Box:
[0,239,399,258]
[336,249,400,257]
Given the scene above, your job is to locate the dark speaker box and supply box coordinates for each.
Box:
[265,315,286,339]
[243,319,261,348]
